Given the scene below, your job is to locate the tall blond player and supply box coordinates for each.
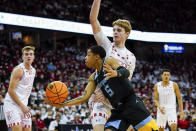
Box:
[89,0,136,130]
[3,46,36,131]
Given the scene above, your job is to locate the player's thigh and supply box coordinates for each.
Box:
[156,109,167,128]
[21,116,32,129]
[4,103,23,128]
[91,112,108,128]
[11,125,22,131]
[167,108,177,126]
[23,127,32,131]
[169,123,177,131]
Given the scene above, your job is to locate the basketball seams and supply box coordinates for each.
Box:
[46,81,68,103]
[53,82,61,103]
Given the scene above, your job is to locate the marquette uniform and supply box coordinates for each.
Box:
[94,62,158,131]
[3,63,36,128]
[156,81,177,128]
[89,30,136,127]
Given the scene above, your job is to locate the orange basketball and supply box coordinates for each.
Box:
[46,81,68,104]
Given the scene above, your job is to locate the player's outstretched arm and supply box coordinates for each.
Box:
[45,73,96,108]
[103,57,130,79]
[90,0,102,44]
[174,82,184,118]
[8,67,31,115]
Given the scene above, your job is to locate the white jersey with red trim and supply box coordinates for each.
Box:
[94,30,136,77]
[157,81,176,108]
[4,63,36,106]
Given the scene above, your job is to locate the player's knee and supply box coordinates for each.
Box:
[23,127,32,131]
[169,123,177,131]
[12,125,22,131]
[105,126,118,131]
[159,128,165,131]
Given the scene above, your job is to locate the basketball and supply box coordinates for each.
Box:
[46,81,68,104]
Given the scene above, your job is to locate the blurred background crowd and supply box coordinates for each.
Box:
[0,36,195,130]
[0,0,196,33]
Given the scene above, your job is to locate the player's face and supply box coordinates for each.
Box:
[113,25,129,45]
[161,72,171,82]
[22,50,35,65]
[85,49,97,68]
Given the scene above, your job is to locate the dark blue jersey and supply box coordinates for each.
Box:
[94,63,150,126]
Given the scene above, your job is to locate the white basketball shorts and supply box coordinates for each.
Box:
[156,107,177,128]
[3,102,32,128]
[90,102,108,127]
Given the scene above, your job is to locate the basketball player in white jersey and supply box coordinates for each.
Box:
[3,46,36,131]
[89,0,136,130]
[154,69,184,131]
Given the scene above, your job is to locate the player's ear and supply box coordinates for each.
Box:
[95,55,100,60]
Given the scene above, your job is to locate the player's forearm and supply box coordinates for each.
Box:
[178,98,183,112]
[116,66,130,79]
[90,0,101,22]
[154,100,161,109]
[62,96,88,106]
[8,88,24,108]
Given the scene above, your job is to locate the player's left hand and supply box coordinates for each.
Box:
[94,89,106,102]
[103,64,117,79]
[180,111,185,120]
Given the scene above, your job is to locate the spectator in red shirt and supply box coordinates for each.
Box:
[35,112,47,131]
[178,115,190,131]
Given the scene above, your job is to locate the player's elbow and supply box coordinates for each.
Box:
[117,66,130,79]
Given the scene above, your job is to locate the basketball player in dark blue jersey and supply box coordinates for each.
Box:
[45,45,158,131]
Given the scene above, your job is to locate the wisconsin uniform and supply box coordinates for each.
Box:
[89,29,136,127]
[156,81,177,128]
[94,61,158,131]
[3,63,36,128]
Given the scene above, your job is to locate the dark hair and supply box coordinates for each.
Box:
[89,45,106,59]
[161,69,171,74]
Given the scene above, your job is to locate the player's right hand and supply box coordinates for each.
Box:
[21,105,31,118]
[94,90,105,102]
[159,107,166,114]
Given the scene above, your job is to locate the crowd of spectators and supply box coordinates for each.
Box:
[0,0,196,33]
[0,33,196,130]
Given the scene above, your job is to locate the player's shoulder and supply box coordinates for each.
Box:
[125,48,136,59]
[88,72,95,81]
[171,81,178,87]
[155,81,161,86]
[12,66,24,77]
[31,66,36,72]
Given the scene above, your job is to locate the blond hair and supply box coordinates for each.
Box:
[22,46,35,54]
[112,19,132,33]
